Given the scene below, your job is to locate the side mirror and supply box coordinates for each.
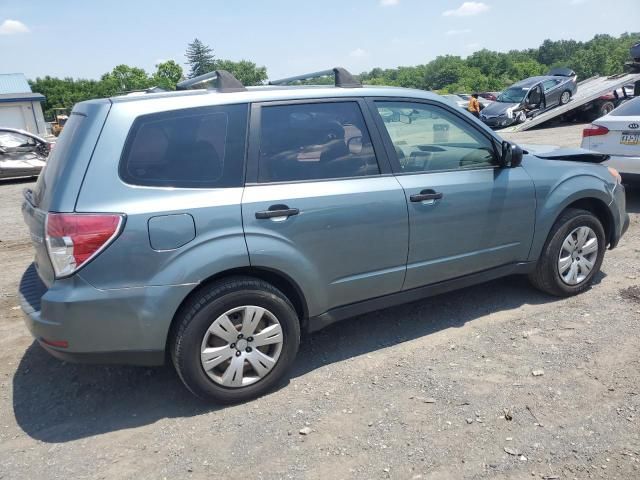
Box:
[500,141,523,168]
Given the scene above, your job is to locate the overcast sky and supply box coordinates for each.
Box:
[1,0,639,81]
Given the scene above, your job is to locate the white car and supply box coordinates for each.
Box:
[581,96,640,182]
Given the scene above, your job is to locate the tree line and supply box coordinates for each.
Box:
[30,33,639,120]
[30,38,267,119]
[359,32,639,93]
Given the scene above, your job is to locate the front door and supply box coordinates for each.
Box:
[242,99,409,316]
[370,99,536,290]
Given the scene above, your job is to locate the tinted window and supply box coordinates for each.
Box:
[120,104,248,188]
[258,102,379,183]
[611,97,640,116]
[375,101,497,173]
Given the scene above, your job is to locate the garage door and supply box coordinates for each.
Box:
[0,106,26,130]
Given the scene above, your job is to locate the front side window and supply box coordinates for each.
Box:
[257,101,379,183]
[120,104,248,188]
[374,101,497,173]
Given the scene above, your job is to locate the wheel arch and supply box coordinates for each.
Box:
[166,266,309,356]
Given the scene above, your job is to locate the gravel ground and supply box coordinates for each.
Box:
[1,124,639,479]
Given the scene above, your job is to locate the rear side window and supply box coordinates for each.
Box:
[610,98,640,117]
[120,104,248,188]
[257,101,380,183]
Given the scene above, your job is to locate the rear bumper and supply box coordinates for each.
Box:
[19,263,194,366]
[604,155,640,176]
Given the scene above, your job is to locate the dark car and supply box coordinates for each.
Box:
[480,69,578,128]
[0,128,50,179]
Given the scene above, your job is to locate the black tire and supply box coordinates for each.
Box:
[559,90,571,105]
[528,208,606,297]
[171,276,300,403]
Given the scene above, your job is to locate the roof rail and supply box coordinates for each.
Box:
[176,70,246,92]
[269,67,362,88]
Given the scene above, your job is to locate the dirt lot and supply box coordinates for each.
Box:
[1,124,639,480]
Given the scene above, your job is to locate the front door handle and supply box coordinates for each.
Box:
[409,189,443,203]
[255,204,300,219]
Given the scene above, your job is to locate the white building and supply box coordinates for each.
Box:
[0,73,47,135]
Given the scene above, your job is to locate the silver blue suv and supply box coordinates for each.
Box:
[19,68,629,403]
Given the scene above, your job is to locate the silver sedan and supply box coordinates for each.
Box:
[0,128,50,180]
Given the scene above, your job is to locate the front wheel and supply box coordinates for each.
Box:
[529,208,606,297]
[171,277,301,403]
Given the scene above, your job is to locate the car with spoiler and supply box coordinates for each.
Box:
[481,68,578,128]
[19,67,628,403]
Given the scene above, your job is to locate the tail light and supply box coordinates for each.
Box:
[45,213,124,278]
[582,124,609,138]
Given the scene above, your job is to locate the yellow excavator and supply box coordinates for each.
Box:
[51,108,69,137]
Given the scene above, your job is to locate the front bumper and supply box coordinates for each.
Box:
[18,263,194,366]
[609,183,629,249]
[480,115,514,128]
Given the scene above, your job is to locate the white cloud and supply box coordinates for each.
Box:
[443,2,490,16]
[0,19,30,35]
[349,48,368,58]
[446,28,471,35]
[379,0,399,6]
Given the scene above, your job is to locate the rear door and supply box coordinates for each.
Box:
[542,79,561,106]
[368,99,536,290]
[242,99,409,316]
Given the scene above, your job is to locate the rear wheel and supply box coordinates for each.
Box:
[529,209,605,296]
[171,277,300,403]
[559,90,571,105]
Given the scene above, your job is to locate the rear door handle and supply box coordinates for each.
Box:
[255,204,300,219]
[409,189,443,203]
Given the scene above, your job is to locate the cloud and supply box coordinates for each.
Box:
[0,19,30,35]
[446,29,471,35]
[443,2,490,16]
[379,0,399,6]
[349,48,368,58]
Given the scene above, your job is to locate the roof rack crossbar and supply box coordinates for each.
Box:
[176,70,246,92]
[269,67,362,88]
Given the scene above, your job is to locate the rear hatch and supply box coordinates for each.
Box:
[22,100,111,287]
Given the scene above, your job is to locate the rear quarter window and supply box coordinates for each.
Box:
[119,104,248,188]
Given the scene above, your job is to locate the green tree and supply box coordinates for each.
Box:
[213,59,267,86]
[185,38,215,78]
[153,60,183,90]
[99,64,153,95]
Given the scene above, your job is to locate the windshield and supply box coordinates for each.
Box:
[497,87,528,103]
